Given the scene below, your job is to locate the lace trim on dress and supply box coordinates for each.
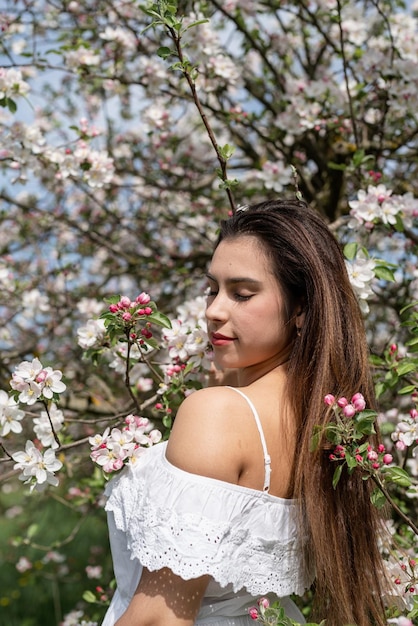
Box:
[105,443,313,597]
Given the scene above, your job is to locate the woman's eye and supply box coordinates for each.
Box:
[234,293,252,301]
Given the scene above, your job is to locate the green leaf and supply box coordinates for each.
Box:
[157,46,172,59]
[346,452,357,471]
[7,97,17,113]
[332,464,343,489]
[357,409,378,419]
[26,523,39,539]
[383,466,412,487]
[400,300,418,315]
[395,361,418,376]
[393,212,405,232]
[374,266,396,282]
[343,242,358,260]
[352,148,374,167]
[370,487,387,509]
[82,590,97,603]
[183,18,210,32]
[355,412,376,436]
[147,310,172,329]
[369,354,385,366]
[103,295,121,304]
[327,161,346,171]
[218,177,239,190]
[398,384,417,395]
[142,337,159,350]
[219,143,235,160]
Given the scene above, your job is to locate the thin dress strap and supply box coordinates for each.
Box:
[226,386,272,492]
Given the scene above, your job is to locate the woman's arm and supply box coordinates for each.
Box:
[115,566,210,626]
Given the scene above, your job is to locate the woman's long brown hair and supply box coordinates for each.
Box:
[218,199,387,626]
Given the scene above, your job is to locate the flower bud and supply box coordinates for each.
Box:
[324,394,335,406]
[383,454,393,465]
[119,296,131,309]
[136,292,151,305]
[343,404,356,418]
[351,393,366,411]
[248,607,259,620]
[337,396,348,408]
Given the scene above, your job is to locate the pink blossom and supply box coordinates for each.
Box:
[324,394,335,405]
[383,454,393,465]
[85,565,102,579]
[351,392,366,411]
[136,292,151,304]
[122,312,132,322]
[16,556,32,573]
[337,396,348,408]
[248,606,259,620]
[36,370,48,383]
[109,304,119,313]
[258,597,270,609]
[367,450,378,461]
[118,296,132,308]
[343,404,356,418]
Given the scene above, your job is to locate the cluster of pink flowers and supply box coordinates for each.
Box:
[248,597,270,621]
[324,391,366,414]
[325,393,394,469]
[89,414,162,473]
[330,442,393,469]
[108,292,154,340]
[393,558,417,594]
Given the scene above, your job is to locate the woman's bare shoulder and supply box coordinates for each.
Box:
[165,386,250,483]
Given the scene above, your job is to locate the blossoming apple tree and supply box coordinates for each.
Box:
[0,0,418,624]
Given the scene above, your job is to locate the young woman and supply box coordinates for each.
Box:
[103,199,387,626]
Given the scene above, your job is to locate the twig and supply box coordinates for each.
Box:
[371,474,418,536]
[162,18,236,214]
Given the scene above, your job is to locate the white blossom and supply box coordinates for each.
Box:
[0,390,25,436]
[12,441,63,491]
[33,403,64,449]
[0,67,30,99]
[256,161,292,193]
[77,318,106,349]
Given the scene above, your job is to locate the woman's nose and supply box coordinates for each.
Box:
[206,292,228,322]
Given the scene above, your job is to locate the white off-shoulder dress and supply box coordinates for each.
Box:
[102,388,314,625]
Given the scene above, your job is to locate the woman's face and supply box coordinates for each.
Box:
[206,235,294,380]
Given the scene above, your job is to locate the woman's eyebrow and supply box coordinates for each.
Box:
[206,272,261,285]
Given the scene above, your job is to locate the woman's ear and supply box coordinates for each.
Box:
[295,304,306,332]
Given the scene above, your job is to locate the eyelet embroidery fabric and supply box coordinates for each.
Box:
[104,441,313,599]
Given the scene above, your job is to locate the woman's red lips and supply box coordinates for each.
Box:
[211,333,236,346]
